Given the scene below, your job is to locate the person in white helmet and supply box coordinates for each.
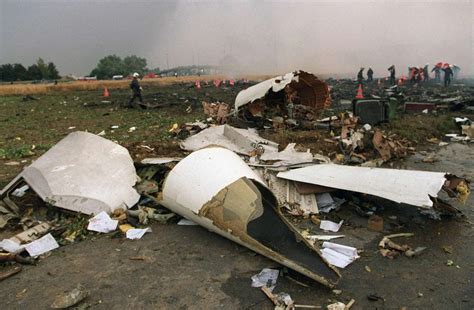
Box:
[128,72,143,107]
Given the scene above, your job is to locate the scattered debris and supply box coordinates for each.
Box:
[0,265,22,281]
[378,233,416,259]
[50,284,88,309]
[320,220,344,232]
[125,227,151,240]
[177,219,197,225]
[160,147,340,287]
[87,212,118,233]
[0,132,140,215]
[277,164,468,213]
[251,268,279,291]
[321,242,359,268]
[367,215,383,232]
[24,233,59,257]
[234,70,331,128]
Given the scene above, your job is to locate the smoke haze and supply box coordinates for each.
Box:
[1,0,472,77]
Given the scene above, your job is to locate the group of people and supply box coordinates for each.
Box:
[357,63,460,87]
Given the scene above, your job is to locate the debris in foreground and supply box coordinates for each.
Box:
[378,233,417,259]
[87,211,118,233]
[251,268,279,292]
[50,284,88,309]
[321,242,359,268]
[160,147,340,287]
[277,164,468,212]
[0,131,140,215]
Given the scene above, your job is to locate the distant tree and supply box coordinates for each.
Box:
[89,55,124,79]
[27,64,43,80]
[123,55,147,76]
[13,63,28,80]
[0,64,15,81]
[36,58,48,79]
[47,62,60,79]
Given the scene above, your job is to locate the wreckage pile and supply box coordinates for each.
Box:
[0,70,472,308]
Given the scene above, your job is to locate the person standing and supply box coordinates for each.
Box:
[128,72,143,107]
[423,64,430,81]
[442,65,453,87]
[357,67,365,84]
[367,68,374,82]
[387,65,396,85]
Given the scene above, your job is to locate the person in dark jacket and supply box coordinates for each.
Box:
[432,65,441,82]
[387,65,396,85]
[367,68,373,82]
[442,65,453,87]
[357,67,364,84]
[128,72,143,107]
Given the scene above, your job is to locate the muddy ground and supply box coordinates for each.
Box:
[0,79,473,309]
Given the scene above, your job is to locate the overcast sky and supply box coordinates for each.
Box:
[1,0,472,77]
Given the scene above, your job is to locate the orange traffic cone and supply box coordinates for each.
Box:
[103,87,110,97]
[355,84,364,99]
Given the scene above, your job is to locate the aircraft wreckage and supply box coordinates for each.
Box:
[1,132,469,288]
[234,70,331,127]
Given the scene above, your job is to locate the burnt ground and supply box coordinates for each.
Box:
[0,80,473,309]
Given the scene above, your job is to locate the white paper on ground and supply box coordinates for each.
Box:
[126,228,152,240]
[177,219,198,225]
[251,268,279,292]
[0,239,24,253]
[320,220,343,232]
[24,233,59,257]
[87,211,118,233]
[321,242,359,268]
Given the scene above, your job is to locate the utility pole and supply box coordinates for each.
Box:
[166,53,169,70]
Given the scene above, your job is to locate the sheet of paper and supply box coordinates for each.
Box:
[87,211,118,233]
[24,233,59,257]
[126,228,152,240]
[320,220,344,232]
[251,268,279,292]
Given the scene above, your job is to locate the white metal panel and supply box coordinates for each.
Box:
[1,132,140,215]
[277,164,447,207]
[162,147,266,214]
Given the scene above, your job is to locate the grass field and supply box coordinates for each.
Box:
[0,75,271,96]
[0,77,466,185]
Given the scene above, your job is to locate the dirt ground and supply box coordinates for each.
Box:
[0,79,473,309]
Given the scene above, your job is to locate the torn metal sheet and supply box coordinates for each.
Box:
[161,147,340,287]
[259,143,314,166]
[0,132,140,215]
[277,164,460,208]
[180,125,278,155]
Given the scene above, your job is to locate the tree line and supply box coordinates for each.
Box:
[0,58,60,82]
[89,55,151,79]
